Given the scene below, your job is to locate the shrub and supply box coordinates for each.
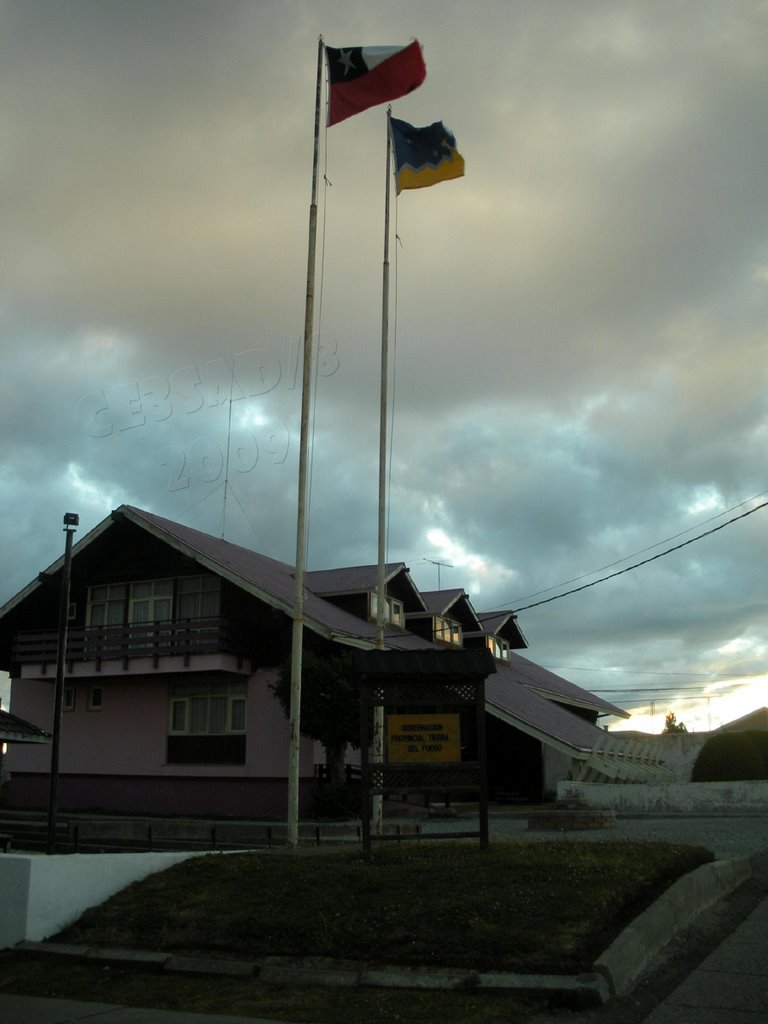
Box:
[744,730,768,776]
[691,732,766,782]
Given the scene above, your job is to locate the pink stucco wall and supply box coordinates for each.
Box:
[6,773,315,818]
[7,667,316,814]
[8,668,313,778]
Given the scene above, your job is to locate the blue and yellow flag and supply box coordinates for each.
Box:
[389,117,465,194]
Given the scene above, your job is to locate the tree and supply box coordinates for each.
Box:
[270,650,359,785]
[662,711,688,734]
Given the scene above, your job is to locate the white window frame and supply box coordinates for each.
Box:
[87,575,221,628]
[168,681,246,736]
[434,615,463,647]
[88,686,103,711]
[86,583,128,627]
[128,578,174,625]
[176,574,221,620]
[486,635,511,662]
[368,592,405,629]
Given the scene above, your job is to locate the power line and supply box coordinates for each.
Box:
[508,499,768,612]
[507,488,768,605]
[591,682,758,694]
[544,666,765,679]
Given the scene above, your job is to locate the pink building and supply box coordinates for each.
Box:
[0,506,629,817]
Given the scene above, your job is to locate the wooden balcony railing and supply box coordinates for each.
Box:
[11,617,252,671]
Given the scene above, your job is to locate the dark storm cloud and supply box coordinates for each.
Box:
[2,1,768,730]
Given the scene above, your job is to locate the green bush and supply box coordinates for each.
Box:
[691,732,767,782]
[745,730,768,776]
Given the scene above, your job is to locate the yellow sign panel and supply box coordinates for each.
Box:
[386,713,461,763]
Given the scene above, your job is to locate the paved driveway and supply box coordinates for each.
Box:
[421,811,768,860]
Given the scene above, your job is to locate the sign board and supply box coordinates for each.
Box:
[386,713,461,763]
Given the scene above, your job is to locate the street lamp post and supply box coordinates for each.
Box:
[46,512,79,855]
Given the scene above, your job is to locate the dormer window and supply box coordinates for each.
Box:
[434,616,462,647]
[487,635,510,662]
[369,592,404,629]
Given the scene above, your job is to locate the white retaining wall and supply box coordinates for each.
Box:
[0,850,203,950]
[558,779,768,813]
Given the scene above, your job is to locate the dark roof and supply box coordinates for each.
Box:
[505,651,628,719]
[477,611,509,629]
[421,589,465,614]
[117,510,628,720]
[473,610,529,649]
[118,507,430,651]
[420,589,482,631]
[0,709,51,744]
[0,504,629,755]
[306,564,403,595]
[421,589,460,613]
[306,563,427,612]
[485,664,607,754]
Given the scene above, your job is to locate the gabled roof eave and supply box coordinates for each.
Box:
[0,513,117,620]
[118,506,341,641]
[486,700,592,759]
[527,685,630,720]
[119,508,400,648]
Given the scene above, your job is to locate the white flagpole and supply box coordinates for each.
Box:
[372,110,394,834]
[287,36,324,848]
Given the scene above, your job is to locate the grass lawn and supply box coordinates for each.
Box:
[0,839,713,1023]
[56,839,712,973]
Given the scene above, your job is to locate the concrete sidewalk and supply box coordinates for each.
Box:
[640,896,768,1023]
[0,993,292,1023]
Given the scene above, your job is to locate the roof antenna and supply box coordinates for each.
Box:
[221,358,237,539]
[423,557,453,589]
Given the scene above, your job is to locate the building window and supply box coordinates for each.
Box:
[87,575,221,628]
[486,635,510,662]
[433,616,463,647]
[176,575,221,619]
[167,680,246,765]
[63,686,76,711]
[87,584,127,627]
[368,592,405,629]
[88,686,103,710]
[129,579,174,625]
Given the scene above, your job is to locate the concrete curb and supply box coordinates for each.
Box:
[13,855,753,1008]
[13,941,611,1007]
[593,854,753,997]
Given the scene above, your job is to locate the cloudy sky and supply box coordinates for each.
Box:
[2,0,768,731]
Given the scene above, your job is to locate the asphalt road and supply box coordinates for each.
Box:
[421,810,768,860]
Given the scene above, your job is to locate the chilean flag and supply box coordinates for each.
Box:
[325,41,426,126]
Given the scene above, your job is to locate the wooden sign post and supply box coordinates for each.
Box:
[357,649,495,855]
